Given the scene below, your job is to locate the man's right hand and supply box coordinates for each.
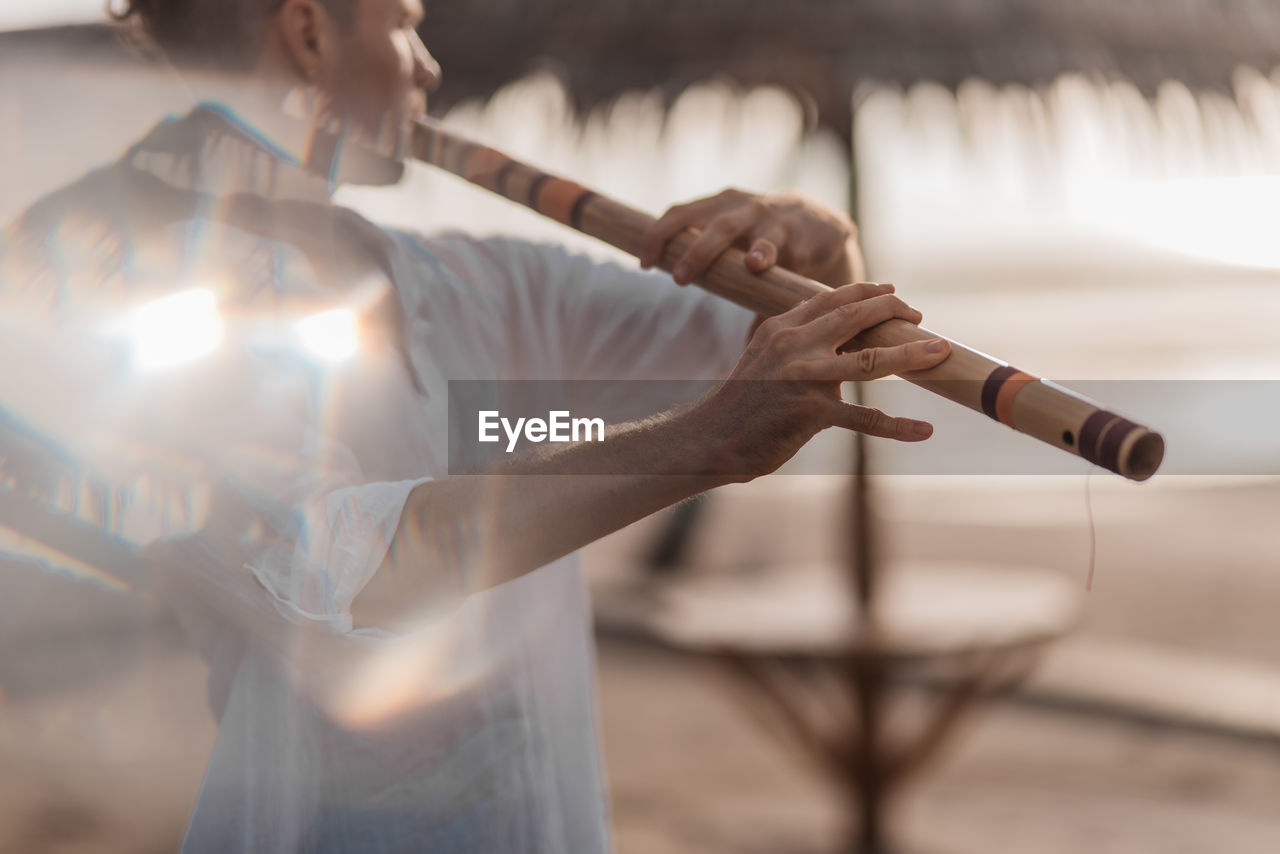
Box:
[690,281,950,481]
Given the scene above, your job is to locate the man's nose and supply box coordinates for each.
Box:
[412,32,442,93]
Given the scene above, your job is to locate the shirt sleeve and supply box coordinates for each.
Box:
[423,233,755,383]
[180,345,436,634]
[135,362,431,635]
[244,472,429,633]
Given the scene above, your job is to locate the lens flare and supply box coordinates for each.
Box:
[129,289,222,371]
[297,308,358,363]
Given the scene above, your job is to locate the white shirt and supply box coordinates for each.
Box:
[182,229,750,854]
[3,105,753,852]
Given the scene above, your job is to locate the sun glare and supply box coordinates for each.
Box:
[296,308,359,363]
[129,289,223,372]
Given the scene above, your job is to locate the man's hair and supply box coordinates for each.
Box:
[109,0,355,69]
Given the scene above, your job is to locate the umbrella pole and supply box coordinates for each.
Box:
[845,112,892,854]
[846,412,892,854]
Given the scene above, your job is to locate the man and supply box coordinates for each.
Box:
[2,0,950,850]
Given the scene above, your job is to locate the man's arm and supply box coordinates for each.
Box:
[355,281,950,629]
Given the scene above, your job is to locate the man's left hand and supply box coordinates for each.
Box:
[638,189,865,288]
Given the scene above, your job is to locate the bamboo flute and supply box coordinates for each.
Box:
[404,117,1165,481]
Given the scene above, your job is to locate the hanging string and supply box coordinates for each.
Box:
[1084,467,1097,591]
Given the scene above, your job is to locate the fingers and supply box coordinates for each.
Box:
[670,208,757,284]
[745,227,787,273]
[639,196,722,270]
[641,190,787,284]
[772,282,896,328]
[785,293,922,353]
[791,337,951,382]
[827,401,935,442]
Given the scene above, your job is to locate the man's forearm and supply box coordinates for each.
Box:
[353,404,733,627]
[353,273,944,629]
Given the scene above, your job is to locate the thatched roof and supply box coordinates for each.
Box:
[424,0,1280,141]
[8,0,1280,141]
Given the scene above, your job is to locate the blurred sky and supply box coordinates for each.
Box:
[1,1,106,31]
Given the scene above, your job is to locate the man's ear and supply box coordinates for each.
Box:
[272,0,341,84]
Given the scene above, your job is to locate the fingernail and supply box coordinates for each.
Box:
[673,263,690,282]
[914,422,933,437]
[748,250,764,263]
[927,339,946,353]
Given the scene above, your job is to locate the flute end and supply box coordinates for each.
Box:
[1121,431,1165,482]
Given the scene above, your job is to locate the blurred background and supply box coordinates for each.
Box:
[2,1,1280,852]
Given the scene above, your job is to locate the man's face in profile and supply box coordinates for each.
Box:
[323,0,438,149]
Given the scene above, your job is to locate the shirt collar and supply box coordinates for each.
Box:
[125,101,346,205]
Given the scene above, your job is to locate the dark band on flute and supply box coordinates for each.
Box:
[981,366,1017,422]
[567,190,597,231]
[495,159,519,199]
[981,365,1041,429]
[537,180,594,228]
[527,173,553,213]
[1077,410,1113,466]
[1078,410,1145,471]
[1099,417,1142,473]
